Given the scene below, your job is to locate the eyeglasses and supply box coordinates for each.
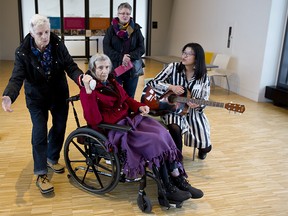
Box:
[118,12,131,16]
[182,51,195,57]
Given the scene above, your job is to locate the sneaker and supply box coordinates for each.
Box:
[36,174,54,194]
[172,175,204,199]
[165,182,191,203]
[47,162,65,173]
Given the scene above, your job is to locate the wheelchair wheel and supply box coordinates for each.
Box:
[137,192,152,213]
[64,127,121,194]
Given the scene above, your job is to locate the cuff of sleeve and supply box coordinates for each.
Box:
[78,74,84,87]
[157,82,170,91]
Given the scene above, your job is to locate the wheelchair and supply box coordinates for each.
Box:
[63,95,185,213]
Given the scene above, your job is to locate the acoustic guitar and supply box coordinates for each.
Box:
[141,86,246,116]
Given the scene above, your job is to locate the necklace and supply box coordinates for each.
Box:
[185,69,194,81]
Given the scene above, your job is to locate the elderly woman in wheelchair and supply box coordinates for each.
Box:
[64,53,203,212]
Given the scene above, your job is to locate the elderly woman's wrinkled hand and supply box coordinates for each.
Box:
[82,74,93,94]
[139,105,150,115]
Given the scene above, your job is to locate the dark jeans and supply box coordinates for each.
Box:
[28,101,68,175]
[115,72,139,98]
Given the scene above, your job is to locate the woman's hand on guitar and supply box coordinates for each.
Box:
[187,101,199,109]
[139,105,150,115]
[169,85,185,95]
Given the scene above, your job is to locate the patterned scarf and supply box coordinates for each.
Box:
[30,37,52,79]
[112,17,135,40]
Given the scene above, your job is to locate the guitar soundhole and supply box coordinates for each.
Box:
[167,94,177,103]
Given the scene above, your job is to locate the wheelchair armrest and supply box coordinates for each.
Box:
[97,123,132,132]
[148,110,171,116]
[67,94,80,102]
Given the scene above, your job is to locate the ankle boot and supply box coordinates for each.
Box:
[164,182,191,203]
[172,175,204,199]
[198,145,212,160]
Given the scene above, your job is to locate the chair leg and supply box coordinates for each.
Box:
[210,76,215,89]
[192,146,196,161]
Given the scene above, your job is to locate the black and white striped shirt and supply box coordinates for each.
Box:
[146,62,211,149]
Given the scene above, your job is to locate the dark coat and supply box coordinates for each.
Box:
[3,32,83,108]
[103,22,145,69]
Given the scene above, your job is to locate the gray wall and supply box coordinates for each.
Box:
[0,0,20,60]
[150,0,173,55]
[150,0,288,102]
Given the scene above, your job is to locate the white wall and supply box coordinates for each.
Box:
[160,0,287,102]
[0,0,20,60]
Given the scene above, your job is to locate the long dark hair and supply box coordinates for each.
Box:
[177,43,207,80]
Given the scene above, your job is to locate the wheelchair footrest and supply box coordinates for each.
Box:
[158,196,183,209]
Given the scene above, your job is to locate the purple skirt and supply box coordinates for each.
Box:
[106,114,183,179]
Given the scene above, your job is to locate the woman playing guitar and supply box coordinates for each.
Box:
[143,43,212,160]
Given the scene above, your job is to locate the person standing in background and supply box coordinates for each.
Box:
[103,2,145,98]
[2,14,84,194]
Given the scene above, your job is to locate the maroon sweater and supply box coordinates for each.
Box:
[80,77,145,129]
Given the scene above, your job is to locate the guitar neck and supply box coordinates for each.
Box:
[176,97,225,108]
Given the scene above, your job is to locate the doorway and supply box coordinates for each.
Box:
[18,0,148,59]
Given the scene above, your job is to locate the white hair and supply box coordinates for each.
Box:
[29,14,50,34]
[89,53,112,73]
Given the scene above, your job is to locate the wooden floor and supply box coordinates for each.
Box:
[0,59,288,216]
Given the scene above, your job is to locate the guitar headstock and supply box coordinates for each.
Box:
[224,103,245,113]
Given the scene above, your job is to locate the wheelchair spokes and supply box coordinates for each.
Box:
[64,127,121,194]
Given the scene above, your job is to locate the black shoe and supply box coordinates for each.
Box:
[198,151,207,160]
[172,176,204,199]
[198,146,212,160]
[165,182,191,203]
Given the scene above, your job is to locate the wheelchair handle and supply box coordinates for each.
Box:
[67,94,81,128]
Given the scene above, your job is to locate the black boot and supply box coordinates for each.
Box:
[172,175,204,199]
[165,182,191,203]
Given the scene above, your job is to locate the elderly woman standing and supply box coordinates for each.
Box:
[80,53,204,205]
[1,14,84,194]
[103,2,145,98]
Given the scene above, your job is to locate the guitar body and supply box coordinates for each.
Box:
[141,86,187,116]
